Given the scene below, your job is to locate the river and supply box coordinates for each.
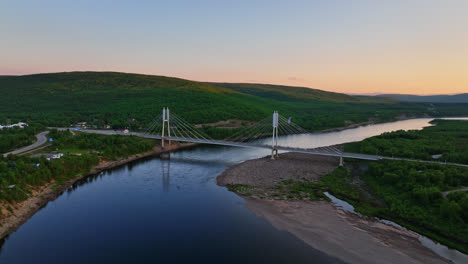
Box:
[0,118,466,263]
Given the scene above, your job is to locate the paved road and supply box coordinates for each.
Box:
[56,128,121,135]
[3,131,50,157]
[442,187,468,198]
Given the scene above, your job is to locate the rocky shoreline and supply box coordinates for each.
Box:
[217,152,450,264]
[0,142,195,240]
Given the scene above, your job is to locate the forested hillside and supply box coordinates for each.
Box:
[377,93,468,103]
[1,72,468,131]
[345,119,468,164]
[0,124,44,153]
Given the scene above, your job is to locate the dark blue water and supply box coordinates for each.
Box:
[0,146,344,263]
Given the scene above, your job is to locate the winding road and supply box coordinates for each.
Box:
[2,131,50,157]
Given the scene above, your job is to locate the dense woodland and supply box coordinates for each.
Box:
[48,130,155,160]
[345,119,468,164]
[0,154,99,203]
[1,72,468,132]
[362,161,468,253]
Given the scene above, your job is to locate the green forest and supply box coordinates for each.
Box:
[343,161,468,253]
[0,123,44,153]
[2,72,468,132]
[345,119,468,163]
[334,119,468,253]
[48,130,155,160]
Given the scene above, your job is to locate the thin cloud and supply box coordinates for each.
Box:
[288,76,307,82]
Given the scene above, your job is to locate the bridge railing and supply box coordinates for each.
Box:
[144,108,343,159]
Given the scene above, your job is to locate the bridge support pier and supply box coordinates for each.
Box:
[339,156,343,166]
[161,107,171,148]
[271,148,279,160]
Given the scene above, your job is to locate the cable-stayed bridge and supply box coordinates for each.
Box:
[140,108,381,163]
[73,108,468,167]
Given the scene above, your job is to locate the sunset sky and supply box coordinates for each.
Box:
[1,0,467,95]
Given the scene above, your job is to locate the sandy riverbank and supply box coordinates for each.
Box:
[217,152,449,264]
[0,142,194,239]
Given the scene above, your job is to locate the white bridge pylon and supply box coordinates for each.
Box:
[161,107,171,148]
[271,110,279,159]
[144,108,345,163]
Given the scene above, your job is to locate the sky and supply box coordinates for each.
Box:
[1,0,467,95]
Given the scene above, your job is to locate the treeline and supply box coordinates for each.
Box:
[361,161,468,252]
[0,154,99,203]
[2,72,468,132]
[0,131,156,205]
[0,123,45,153]
[321,160,468,253]
[48,130,155,160]
[345,119,468,164]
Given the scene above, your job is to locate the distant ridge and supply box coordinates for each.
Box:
[1,71,467,130]
[377,93,468,103]
[208,82,359,102]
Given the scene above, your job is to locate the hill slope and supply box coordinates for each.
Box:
[208,82,359,102]
[1,72,467,131]
[377,93,468,103]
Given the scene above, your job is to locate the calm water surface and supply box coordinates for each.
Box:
[0,118,466,263]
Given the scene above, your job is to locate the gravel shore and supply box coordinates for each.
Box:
[217,152,339,189]
[217,152,450,264]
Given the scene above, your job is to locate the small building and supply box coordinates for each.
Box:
[45,153,64,161]
[74,122,87,128]
[0,122,28,130]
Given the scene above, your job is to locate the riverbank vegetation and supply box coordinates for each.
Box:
[2,72,468,132]
[0,131,156,207]
[334,120,468,253]
[321,161,468,254]
[263,160,468,254]
[47,130,155,160]
[345,119,468,163]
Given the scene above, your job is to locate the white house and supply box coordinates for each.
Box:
[0,122,28,130]
[46,153,64,161]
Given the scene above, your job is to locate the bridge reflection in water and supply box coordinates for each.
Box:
[160,152,171,192]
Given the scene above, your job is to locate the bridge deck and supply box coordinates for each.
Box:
[73,130,468,168]
[139,134,381,161]
[139,134,468,167]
